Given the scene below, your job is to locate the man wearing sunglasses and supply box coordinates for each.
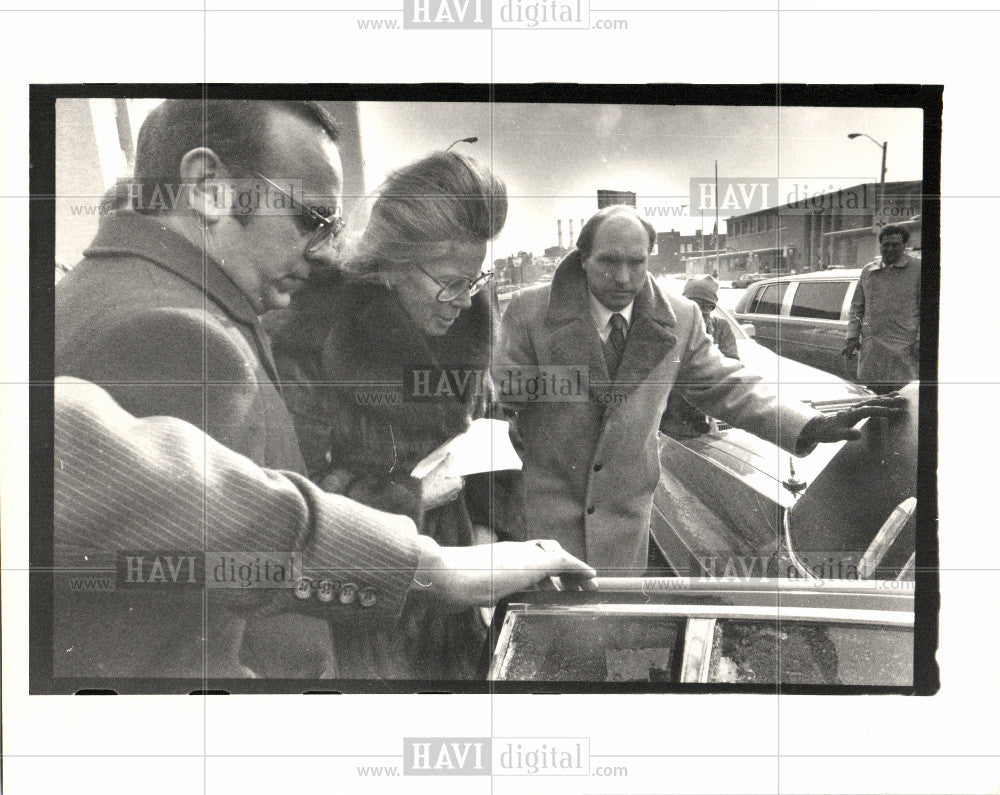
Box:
[55,99,354,681]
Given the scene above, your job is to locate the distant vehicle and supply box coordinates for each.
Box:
[733,269,863,380]
[731,271,764,289]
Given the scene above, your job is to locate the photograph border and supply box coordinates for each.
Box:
[29,81,941,696]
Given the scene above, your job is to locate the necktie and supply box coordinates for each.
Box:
[607,312,627,380]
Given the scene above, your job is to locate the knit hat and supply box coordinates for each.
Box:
[683,274,719,306]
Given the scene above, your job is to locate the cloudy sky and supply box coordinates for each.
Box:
[358,102,924,261]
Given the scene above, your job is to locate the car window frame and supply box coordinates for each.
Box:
[787,279,853,322]
[749,280,790,316]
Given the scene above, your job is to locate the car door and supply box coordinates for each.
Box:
[739,280,788,356]
[781,278,852,376]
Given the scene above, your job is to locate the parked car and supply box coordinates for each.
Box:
[733,269,862,380]
[730,271,764,289]
[714,305,869,402]
[652,311,916,587]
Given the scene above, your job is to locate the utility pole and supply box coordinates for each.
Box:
[714,160,721,276]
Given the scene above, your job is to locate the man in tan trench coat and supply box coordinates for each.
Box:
[497,206,903,574]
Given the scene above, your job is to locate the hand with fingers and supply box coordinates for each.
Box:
[799,393,907,446]
[409,535,597,611]
[419,453,464,510]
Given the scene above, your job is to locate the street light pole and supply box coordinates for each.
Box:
[848,132,888,230]
[446,136,478,150]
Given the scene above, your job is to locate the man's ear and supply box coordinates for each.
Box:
[178,147,227,226]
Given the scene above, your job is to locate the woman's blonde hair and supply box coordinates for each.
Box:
[343,151,507,280]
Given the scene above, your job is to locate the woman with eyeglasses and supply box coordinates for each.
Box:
[266,150,523,680]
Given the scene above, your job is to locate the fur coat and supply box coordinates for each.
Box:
[267,268,524,680]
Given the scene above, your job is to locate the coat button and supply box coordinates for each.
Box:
[316,579,338,603]
[593,463,602,472]
[338,583,358,604]
[359,587,378,608]
[586,505,595,515]
[294,577,314,600]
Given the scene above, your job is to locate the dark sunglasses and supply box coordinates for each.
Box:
[252,172,345,262]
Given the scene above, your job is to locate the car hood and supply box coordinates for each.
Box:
[734,337,871,410]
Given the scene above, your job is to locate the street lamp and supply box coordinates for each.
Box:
[848,132,888,230]
[445,136,478,150]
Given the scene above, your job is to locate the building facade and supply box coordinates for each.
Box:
[649,230,726,275]
[717,181,922,279]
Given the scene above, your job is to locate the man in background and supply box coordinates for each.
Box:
[843,224,921,393]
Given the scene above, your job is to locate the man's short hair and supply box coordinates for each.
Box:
[132,100,339,217]
[576,205,657,258]
[878,223,910,243]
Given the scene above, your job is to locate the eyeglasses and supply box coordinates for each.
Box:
[416,263,494,303]
[252,172,345,263]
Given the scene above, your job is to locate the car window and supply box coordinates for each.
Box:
[749,282,788,315]
[707,620,912,686]
[493,611,687,681]
[789,280,850,320]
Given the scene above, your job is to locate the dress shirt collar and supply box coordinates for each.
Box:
[588,289,634,342]
[877,253,914,271]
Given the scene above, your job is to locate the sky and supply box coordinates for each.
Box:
[357,102,924,261]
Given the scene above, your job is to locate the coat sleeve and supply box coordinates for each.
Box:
[673,310,820,456]
[713,317,740,360]
[54,378,421,622]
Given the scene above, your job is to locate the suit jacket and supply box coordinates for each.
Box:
[54,211,415,682]
[52,378,420,688]
[496,250,819,574]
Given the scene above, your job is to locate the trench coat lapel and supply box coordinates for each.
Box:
[544,250,679,395]
[544,250,613,383]
[612,277,678,394]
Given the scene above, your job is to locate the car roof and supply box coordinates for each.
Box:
[746,268,863,285]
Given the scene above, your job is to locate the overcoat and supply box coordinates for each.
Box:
[496,250,819,574]
[847,254,921,390]
[54,211,416,681]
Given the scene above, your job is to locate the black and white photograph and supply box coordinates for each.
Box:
[34,88,934,694]
[2,5,998,794]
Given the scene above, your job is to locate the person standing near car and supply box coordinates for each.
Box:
[497,205,906,575]
[842,224,921,393]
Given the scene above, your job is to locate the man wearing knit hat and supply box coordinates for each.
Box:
[682,274,739,360]
[661,274,741,437]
